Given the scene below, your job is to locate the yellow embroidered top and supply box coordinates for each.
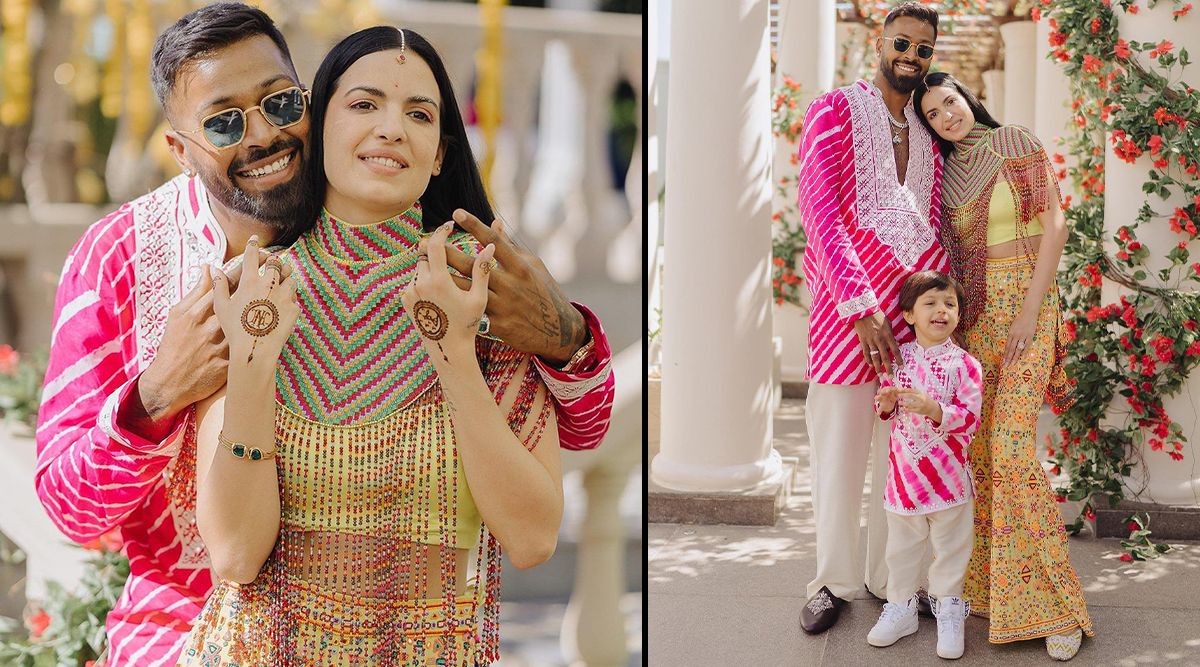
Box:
[986,179,1045,246]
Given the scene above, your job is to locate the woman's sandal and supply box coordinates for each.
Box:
[1046,627,1083,661]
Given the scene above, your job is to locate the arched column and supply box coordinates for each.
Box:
[651,0,783,493]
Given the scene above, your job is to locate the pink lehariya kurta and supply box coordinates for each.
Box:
[875,340,983,515]
[797,80,950,384]
[34,174,615,667]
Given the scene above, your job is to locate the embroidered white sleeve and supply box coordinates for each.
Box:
[536,362,613,402]
[836,290,879,319]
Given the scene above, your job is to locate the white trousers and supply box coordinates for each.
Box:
[884,500,974,605]
[804,382,892,600]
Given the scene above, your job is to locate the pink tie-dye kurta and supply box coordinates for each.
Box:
[796,80,950,385]
[875,340,983,515]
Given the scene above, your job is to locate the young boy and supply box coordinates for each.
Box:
[867,271,983,660]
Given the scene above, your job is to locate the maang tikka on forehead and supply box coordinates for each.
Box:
[396,28,407,65]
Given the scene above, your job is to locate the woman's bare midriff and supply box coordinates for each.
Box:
[986,233,1042,259]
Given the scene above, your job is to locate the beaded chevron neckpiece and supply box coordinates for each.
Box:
[277,203,466,424]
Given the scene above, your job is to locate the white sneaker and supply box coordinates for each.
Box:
[867,594,920,647]
[932,595,970,659]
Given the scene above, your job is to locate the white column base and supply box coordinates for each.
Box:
[650,447,785,493]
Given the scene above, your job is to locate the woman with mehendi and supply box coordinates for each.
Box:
[914,71,1093,661]
[178,26,562,666]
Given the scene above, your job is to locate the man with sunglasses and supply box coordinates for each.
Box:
[795,2,949,635]
[34,4,615,665]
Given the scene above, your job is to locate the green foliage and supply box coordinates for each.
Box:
[771,72,808,308]
[0,548,129,666]
[0,347,47,431]
[1043,0,1200,560]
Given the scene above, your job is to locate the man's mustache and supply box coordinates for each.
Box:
[227,137,304,178]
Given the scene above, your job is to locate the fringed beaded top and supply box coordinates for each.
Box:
[179,203,553,666]
[942,123,1059,330]
[942,123,1073,412]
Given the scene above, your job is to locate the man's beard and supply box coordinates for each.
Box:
[882,60,922,94]
[195,136,311,234]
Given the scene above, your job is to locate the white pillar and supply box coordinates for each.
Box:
[1000,21,1037,129]
[652,0,782,492]
[648,0,668,369]
[772,0,834,383]
[834,22,870,87]
[981,69,1005,123]
[1035,17,1077,211]
[1104,2,1200,506]
[777,0,835,114]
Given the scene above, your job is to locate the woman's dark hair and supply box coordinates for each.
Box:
[285,26,494,244]
[913,71,1001,156]
[898,270,965,315]
[151,3,294,111]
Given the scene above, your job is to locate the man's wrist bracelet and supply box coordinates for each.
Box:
[556,331,595,373]
[218,431,277,461]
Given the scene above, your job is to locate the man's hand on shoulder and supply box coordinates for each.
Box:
[441,209,588,366]
[130,263,239,436]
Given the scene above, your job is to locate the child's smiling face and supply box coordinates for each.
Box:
[903,286,960,345]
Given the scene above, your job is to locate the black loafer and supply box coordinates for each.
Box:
[800,586,847,634]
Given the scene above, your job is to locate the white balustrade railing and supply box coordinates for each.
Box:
[373,2,643,285]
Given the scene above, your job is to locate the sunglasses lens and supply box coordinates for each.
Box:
[893,37,911,53]
[203,110,245,148]
[262,88,306,127]
[918,45,934,59]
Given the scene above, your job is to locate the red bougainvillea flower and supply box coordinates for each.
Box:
[1090,17,1102,33]
[1120,553,1134,562]
[1115,38,1132,58]
[1049,30,1067,47]
[1170,451,1185,461]
[0,344,18,376]
[1082,54,1103,74]
[1085,508,1097,520]
[1128,3,1139,13]
[1174,3,1192,17]
[1128,520,1140,531]
[1150,40,1174,59]
[1032,6,1042,21]
[27,609,50,638]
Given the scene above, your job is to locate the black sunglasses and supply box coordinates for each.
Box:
[884,37,935,60]
[177,87,309,150]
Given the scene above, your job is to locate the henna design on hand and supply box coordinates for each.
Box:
[242,300,279,337]
[413,300,450,362]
